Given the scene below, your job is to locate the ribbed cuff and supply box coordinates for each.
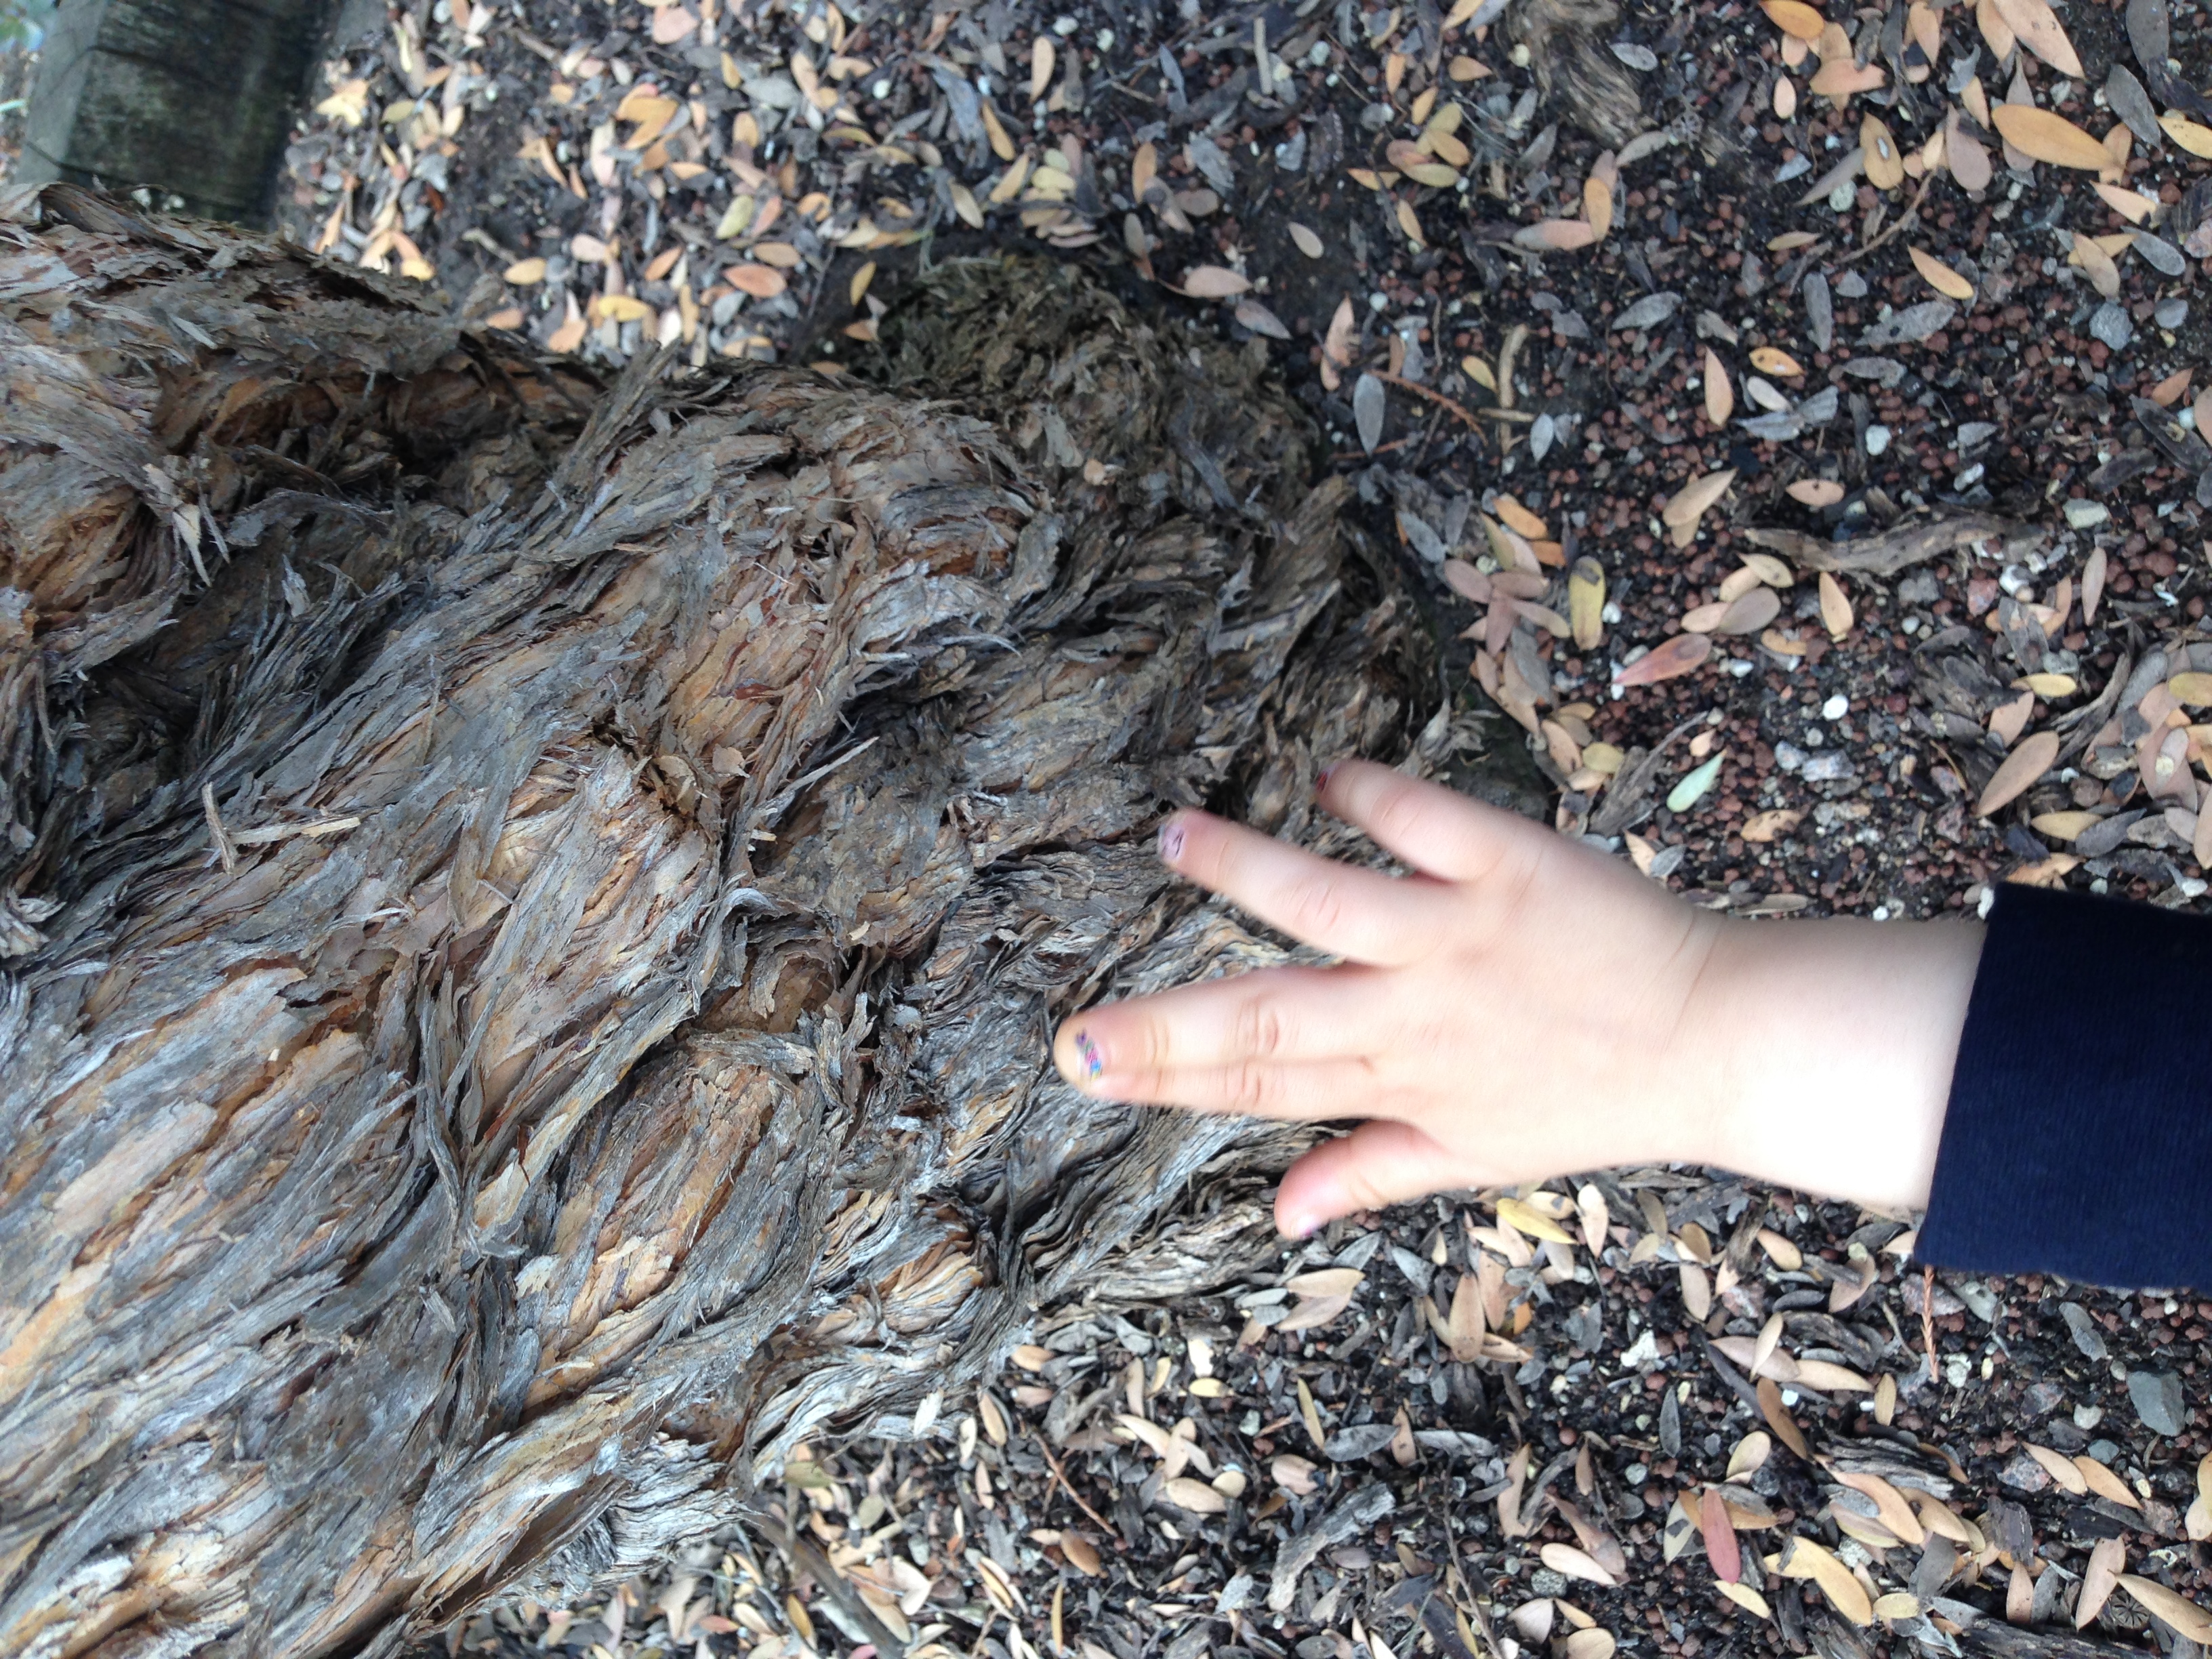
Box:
[1919,882,2212,1292]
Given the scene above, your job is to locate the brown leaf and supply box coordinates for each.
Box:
[1700,1486,1743,1581]
[1908,247,1975,300]
[2077,1538,2125,1628]
[1757,1377,1811,1460]
[1807,58,1885,97]
[2121,1577,2212,1643]
[1180,264,1252,298]
[1662,468,1738,544]
[1991,104,2110,169]
[1763,0,1828,36]
[1704,348,1734,424]
[1613,632,1713,687]
[1862,116,1905,188]
[1539,1542,1618,1588]
[1513,218,1600,251]
[1978,729,2060,815]
[1992,0,2083,72]
[1946,113,1994,190]
[1818,571,1853,638]
[724,263,789,298]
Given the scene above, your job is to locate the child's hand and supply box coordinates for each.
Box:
[1052,760,1984,1237]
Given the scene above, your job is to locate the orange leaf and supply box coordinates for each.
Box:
[724,263,789,298]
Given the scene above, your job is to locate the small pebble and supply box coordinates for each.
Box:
[2090,302,2134,350]
[1822,693,1848,719]
[1864,424,1891,456]
[1827,181,1856,212]
[2064,499,2110,529]
[2157,298,2190,329]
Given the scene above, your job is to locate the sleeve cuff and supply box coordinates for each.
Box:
[1918,882,2212,1292]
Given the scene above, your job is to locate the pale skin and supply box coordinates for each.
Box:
[1051,760,1987,1240]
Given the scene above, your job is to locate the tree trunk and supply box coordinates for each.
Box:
[0,186,1433,1658]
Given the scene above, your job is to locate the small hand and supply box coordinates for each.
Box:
[1052,760,1982,1237]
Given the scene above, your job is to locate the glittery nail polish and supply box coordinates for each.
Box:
[1073,1030,1103,1079]
[1158,819,1185,863]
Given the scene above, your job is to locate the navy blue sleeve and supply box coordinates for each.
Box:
[1918,882,2212,1292]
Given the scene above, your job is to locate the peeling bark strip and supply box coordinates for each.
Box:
[0,189,1422,1658]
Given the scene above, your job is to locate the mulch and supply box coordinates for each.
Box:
[20,0,2212,1650]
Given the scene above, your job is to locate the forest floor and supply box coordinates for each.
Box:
[255,0,2212,1652]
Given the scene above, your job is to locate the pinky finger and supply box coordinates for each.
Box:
[1093,1057,1397,1123]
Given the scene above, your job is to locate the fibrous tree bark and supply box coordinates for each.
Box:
[0,186,1434,1658]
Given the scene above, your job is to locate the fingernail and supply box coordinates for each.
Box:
[1315,764,1335,793]
[1279,1209,1317,1240]
[1073,1029,1104,1080]
[1158,817,1186,863]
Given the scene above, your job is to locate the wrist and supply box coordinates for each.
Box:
[1687,913,1984,1211]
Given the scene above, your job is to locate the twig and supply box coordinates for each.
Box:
[1038,1441,1122,1547]
[1371,370,1520,434]
[1921,1263,1940,1384]
[1842,172,1935,266]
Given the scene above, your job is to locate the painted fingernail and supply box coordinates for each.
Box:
[1315,764,1335,793]
[1073,1029,1104,1079]
[1158,818,1186,863]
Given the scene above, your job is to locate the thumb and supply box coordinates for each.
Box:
[1275,1120,1471,1238]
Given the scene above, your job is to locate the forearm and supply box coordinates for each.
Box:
[1689,914,1985,1212]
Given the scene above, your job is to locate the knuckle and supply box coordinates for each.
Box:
[1286,874,1348,939]
[1235,995,1290,1059]
[1369,778,1429,844]
[1227,1061,1277,1113]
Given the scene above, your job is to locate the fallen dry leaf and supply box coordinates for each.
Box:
[2078,1538,2125,1629]
[1862,116,1904,188]
[1786,478,1845,507]
[1662,468,1738,546]
[1992,104,2111,169]
[1808,58,1884,98]
[1908,247,1975,300]
[1515,218,1601,251]
[2121,1577,2212,1643]
[1540,1543,1618,1588]
[1762,0,1828,35]
[2162,112,2212,157]
[1704,348,1735,424]
[1179,264,1251,298]
[1991,0,2083,73]
[1818,571,1853,638]
[1614,632,1713,687]
[1978,729,2060,815]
